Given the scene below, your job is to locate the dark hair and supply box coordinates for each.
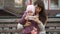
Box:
[34,0,47,24]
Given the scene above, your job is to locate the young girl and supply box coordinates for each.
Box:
[25,5,38,34]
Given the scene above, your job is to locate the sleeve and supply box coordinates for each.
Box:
[39,31,46,34]
[38,21,46,34]
[17,23,23,29]
[38,21,45,31]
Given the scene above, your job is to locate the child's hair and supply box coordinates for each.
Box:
[26,5,35,14]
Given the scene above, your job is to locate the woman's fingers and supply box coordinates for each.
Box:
[32,16,42,24]
[33,16,39,21]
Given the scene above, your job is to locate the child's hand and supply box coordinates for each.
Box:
[24,21,31,27]
[25,14,29,20]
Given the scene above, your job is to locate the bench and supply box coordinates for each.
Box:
[0,17,60,34]
[46,17,60,33]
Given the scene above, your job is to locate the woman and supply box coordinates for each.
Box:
[33,0,47,34]
[18,0,47,34]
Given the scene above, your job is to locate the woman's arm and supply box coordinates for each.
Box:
[37,20,45,31]
[37,20,46,34]
[32,16,45,31]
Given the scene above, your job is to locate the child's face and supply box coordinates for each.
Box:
[27,10,34,16]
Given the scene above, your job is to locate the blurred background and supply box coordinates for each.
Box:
[0,0,60,34]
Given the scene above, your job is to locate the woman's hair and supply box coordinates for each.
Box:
[34,0,47,25]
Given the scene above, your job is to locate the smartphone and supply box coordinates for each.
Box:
[28,16,34,20]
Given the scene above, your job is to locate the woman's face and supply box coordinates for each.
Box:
[35,5,42,14]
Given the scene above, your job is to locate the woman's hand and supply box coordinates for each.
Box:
[33,16,42,24]
[33,16,39,22]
